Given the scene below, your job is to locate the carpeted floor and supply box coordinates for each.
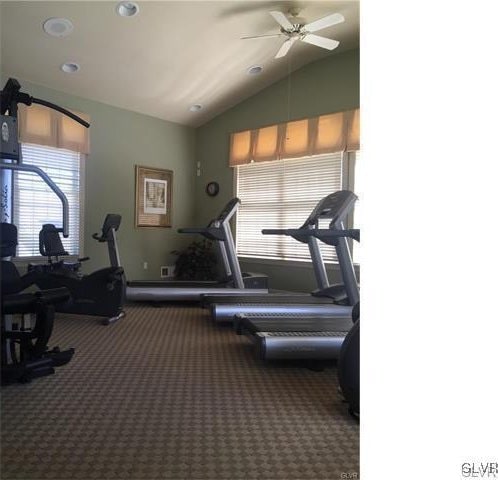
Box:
[1,304,359,480]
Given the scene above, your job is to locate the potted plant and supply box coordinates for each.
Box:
[171,239,219,281]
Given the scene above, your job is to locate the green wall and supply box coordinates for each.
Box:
[195,49,360,292]
[1,76,196,280]
[2,48,359,291]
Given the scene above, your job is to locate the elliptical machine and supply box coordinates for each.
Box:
[30,214,126,325]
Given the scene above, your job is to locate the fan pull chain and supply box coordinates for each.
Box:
[286,51,292,131]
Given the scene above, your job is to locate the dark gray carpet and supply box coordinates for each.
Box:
[1,304,359,480]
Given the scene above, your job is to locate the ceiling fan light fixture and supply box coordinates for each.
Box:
[61,62,80,74]
[247,65,263,75]
[116,1,140,17]
[244,10,344,60]
[189,104,203,112]
[43,17,74,37]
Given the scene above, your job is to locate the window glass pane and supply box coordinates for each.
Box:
[13,143,81,257]
[236,153,343,262]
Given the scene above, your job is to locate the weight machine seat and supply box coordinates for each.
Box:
[1,222,75,385]
[1,261,36,294]
[2,288,70,314]
[2,288,69,359]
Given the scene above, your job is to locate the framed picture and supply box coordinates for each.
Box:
[135,165,173,227]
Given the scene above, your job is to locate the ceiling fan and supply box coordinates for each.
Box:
[242,9,345,59]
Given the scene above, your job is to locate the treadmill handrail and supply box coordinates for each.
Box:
[262,228,360,243]
[0,162,70,237]
[178,227,225,241]
[313,229,360,243]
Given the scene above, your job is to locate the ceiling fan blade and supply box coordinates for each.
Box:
[275,37,298,59]
[304,13,345,33]
[269,11,294,31]
[301,34,340,51]
[241,33,284,40]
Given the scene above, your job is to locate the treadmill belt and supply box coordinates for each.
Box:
[238,316,353,334]
[128,280,224,288]
[206,294,334,305]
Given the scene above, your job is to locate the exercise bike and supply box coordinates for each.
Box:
[29,214,126,325]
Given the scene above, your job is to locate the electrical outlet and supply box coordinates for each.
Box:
[143,262,148,270]
[161,266,175,278]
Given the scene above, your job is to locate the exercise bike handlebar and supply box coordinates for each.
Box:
[92,232,106,242]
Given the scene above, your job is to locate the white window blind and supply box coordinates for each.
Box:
[236,153,343,262]
[13,143,82,258]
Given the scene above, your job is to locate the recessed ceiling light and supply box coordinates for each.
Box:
[247,65,263,75]
[116,1,140,17]
[189,104,202,112]
[43,17,74,37]
[61,62,80,74]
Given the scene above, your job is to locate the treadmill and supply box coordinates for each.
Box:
[126,198,268,302]
[204,190,359,322]
[234,314,353,360]
[234,227,360,361]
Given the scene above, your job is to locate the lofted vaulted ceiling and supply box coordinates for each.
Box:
[0,1,359,127]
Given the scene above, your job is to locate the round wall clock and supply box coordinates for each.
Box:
[206,181,220,197]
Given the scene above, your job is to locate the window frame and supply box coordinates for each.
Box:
[11,143,86,264]
[233,151,358,266]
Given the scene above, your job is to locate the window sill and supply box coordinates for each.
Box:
[239,256,360,269]
[239,256,335,269]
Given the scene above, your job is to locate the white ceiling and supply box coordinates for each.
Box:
[0,1,359,127]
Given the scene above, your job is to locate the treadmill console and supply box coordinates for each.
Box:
[216,197,241,223]
[302,190,357,228]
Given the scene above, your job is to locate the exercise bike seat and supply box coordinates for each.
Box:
[38,224,89,269]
